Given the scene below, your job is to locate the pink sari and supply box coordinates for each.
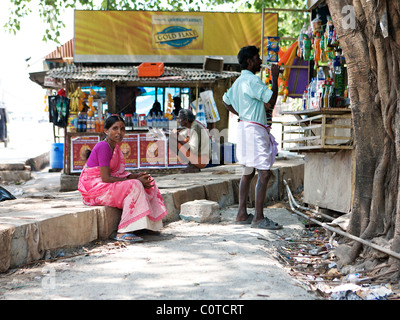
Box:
[78,144,167,231]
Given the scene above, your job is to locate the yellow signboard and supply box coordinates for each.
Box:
[74,10,278,64]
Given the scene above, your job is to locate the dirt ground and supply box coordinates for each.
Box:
[0,185,319,300]
[3,170,400,303]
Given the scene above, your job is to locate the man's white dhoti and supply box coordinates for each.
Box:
[236,121,278,170]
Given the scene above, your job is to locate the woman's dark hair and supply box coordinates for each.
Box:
[104,114,125,130]
[237,46,259,70]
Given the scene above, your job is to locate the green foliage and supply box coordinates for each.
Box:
[4,0,309,45]
[252,0,309,47]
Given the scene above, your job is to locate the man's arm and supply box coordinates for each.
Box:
[223,101,239,117]
[264,64,280,112]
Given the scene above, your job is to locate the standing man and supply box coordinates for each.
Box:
[222,45,282,230]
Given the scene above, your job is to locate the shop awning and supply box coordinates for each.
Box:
[307,0,325,10]
[44,64,240,86]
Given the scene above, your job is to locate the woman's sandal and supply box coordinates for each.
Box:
[251,218,283,230]
[114,233,143,243]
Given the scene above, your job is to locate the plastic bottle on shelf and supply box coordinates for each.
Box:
[77,114,82,132]
[314,32,321,64]
[95,116,100,132]
[133,113,138,129]
[320,84,326,108]
[303,34,312,61]
[164,115,169,129]
[87,116,92,132]
[333,51,342,75]
[139,114,146,127]
[82,114,87,132]
[151,112,157,128]
[282,87,289,103]
[73,115,78,132]
[316,68,325,108]
[170,114,177,130]
[309,78,317,109]
[92,116,96,132]
[125,114,132,131]
[312,14,322,34]
[321,82,328,109]
[158,112,162,128]
[317,67,325,81]
[302,90,307,110]
[298,23,307,58]
[328,83,336,108]
[147,113,153,128]
[100,117,104,132]
[327,16,335,47]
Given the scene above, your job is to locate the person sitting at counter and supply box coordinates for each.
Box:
[78,114,167,243]
[148,100,162,117]
[172,95,182,116]
[171,109,211,173]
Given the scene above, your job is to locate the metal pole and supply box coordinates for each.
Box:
[284,180,400,261]
[260,7,265,62]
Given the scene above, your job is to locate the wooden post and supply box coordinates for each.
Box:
[105,81,116,114]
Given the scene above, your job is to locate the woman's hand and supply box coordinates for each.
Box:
[126,172,140,180]
[127,172,154,188]
[137,173,154,189]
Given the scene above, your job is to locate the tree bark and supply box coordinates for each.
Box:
[326,0,400,275]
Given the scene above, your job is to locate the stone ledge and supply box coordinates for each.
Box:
[0,170,31,183]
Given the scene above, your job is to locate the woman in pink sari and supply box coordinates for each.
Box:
[78,115,167,242]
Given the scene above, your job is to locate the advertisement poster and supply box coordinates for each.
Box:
[74,10,278,64]
[139,134,167,168]
[70,135,100,173]
[167,139,187,168]
[152,15,203,50]
[121,134,139,169]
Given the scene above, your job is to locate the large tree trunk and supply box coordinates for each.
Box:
[327,0,400,280]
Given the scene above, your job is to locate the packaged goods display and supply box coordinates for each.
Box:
[65,87,180,133]
[296,15,349,110]
[262,15,349,111]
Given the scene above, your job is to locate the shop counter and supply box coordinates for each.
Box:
[280,107,353,152]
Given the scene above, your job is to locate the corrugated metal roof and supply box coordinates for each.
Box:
[45,39,74,60]
[46,64,240,84]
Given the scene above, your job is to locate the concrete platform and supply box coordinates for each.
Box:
[0,160,304,272]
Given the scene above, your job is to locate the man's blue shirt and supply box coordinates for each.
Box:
[223,70,273,126]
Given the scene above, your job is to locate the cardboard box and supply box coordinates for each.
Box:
[203,56,224,72]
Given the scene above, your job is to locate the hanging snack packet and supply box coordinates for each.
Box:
[266,37,280,63]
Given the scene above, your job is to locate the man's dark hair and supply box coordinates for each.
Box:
[237,46,260,70]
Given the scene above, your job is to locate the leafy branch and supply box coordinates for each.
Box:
[4,0,308,44]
